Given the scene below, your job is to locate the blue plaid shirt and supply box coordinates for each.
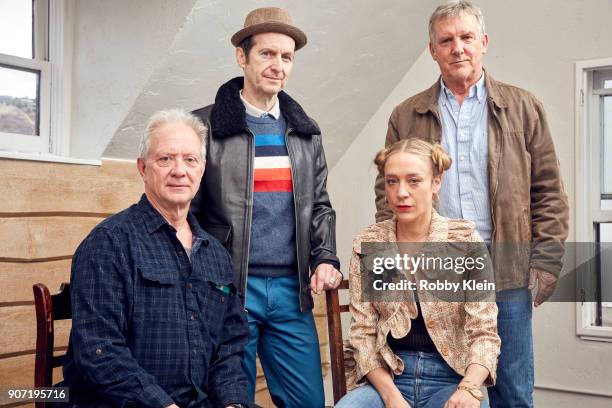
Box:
[64,195,249,408]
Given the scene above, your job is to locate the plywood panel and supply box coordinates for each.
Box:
[0,403,35,408]
[0,353,62,389]
[0,306,70,356]
[0,260,71,303]
[0,159,142,215]
[0,217,103,260]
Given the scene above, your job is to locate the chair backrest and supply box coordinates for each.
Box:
[325,279,349,404]
[33,282,71,408]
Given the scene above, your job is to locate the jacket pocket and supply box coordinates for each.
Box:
[202,223,232,248]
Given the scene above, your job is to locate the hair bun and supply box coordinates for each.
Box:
[431,143,452,174]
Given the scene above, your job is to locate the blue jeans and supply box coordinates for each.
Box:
[243,275,324,408]
[488,287,534,407]
[336,351,489,408]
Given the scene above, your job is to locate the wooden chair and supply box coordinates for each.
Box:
[325,279,350,404]
[33,282,71,408]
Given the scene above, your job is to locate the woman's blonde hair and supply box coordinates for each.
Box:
[374,139,452,177]
[374,139,452,206]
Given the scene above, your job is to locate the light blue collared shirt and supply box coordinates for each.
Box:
[437,74,492,243]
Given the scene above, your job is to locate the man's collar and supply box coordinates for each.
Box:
[239,90,281,119]
[439,72,486,103]
[415,69,506,114]
[137,194,206,239]
[138,194,169,234]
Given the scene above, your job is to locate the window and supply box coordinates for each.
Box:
[0,0,50,153]
[576,59,612,341]
[0,0,74,160]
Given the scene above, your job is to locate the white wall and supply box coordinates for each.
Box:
[327,0,612,405]
[101,0,434,164]
[70,0,196,159]
[327,49,439,263]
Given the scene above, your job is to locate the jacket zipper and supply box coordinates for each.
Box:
[328,214,335,251]
[285,128,304,312]
[242,128,255,307]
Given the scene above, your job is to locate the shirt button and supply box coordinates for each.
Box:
[95,348,103,356]
[186,283,193,289]
[460,155,465,161]
[192,348,197,354]
[190,314,196,321]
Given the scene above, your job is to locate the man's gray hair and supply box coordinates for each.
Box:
[139,109,208,159]
[428,0,486,44]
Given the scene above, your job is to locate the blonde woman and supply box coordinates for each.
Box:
[337,139,500,408]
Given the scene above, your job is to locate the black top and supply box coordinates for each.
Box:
[387,302,438,353]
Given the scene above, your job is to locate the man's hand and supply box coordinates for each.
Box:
[310,263,342,295]
[528,268,558,307]
[165,404,179,408]
[444,389,480,408]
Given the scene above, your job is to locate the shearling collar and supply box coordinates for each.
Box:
[210,76,320,138]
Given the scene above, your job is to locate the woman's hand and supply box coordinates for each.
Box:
[383,394,412,408]
[443,389,480,408]
[366,367,411,408]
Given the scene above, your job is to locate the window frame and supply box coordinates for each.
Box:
[0,53,51,153]
[0,0,73,159]
[575,57,612,342]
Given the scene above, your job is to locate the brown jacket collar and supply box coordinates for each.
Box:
[413,70,508,114]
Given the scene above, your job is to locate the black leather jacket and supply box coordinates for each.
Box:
[191,77,340,311]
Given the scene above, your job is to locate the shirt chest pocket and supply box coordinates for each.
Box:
[198,281,232,333]
[136,266,183,322]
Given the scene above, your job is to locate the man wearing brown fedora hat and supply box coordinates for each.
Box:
[191,7,341,408]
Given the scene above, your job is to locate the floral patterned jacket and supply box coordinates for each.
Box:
[345,211,501,390]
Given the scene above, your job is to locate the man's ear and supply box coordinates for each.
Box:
[236,47,247,69]
[481,33,489,53]
[137,157,146,178]
[429,42,437,61]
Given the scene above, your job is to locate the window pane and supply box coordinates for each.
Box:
[0,65,39,136]
[599,223,612,327]
[0,0,33,58]
[603,95,612,195]
[594,69,612,90]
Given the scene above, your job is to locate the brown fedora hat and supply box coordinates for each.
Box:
[231,7,307,50]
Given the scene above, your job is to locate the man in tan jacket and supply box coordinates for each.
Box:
[374,1,569,406]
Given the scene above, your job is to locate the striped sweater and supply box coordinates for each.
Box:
[246,113,297,276]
